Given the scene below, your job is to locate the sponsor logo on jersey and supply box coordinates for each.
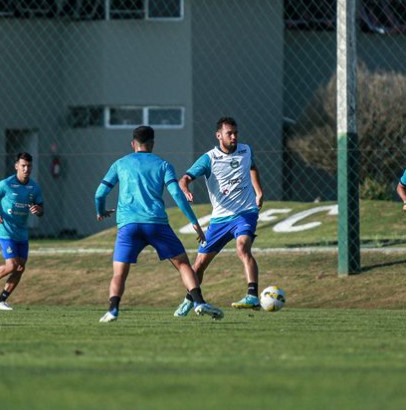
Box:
[238,149,247,154]
[229,178,242,185]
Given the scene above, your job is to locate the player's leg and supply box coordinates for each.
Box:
[174,221,231,317]
[169,253,223,320]
[230,213,261,309]
[100,224,143,322]
[0,240,28,311]
[148,223,223,320]
[173,251,218,317]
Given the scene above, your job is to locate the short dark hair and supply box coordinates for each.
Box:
[16,152,33,162]
[216,117,237,131]
[132,126,155,143]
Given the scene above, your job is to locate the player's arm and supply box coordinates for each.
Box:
[179,174,195,202]
[396,181,406,212]
[179,153,211,202]
[30,188,44,217]
[95,165,118,221]
[250,165,263,209]
[167,179,206,244]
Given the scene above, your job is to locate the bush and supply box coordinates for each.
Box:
[359,177,392,200]
[287,63,406,199]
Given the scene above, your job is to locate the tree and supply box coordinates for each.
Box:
[287,63,406,199]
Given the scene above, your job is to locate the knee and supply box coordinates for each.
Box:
[11,261,26,275]
[236,243,250,259]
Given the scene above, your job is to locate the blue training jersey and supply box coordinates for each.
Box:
[400,170,406,185]
[186,143,258,223]
[0,175,43,241]
[95,152,198,228]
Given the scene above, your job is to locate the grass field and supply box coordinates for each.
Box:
[1,306,405,410]
[1,200,406,409]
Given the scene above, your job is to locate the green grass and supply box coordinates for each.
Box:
[1,306,405,410]
[2,200,406,409]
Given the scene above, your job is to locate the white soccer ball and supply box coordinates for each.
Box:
[260,286,286,312]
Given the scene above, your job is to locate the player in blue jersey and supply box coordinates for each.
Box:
[95,125,223,322]
[174,117,264,317]
[396,171,406,209]
[0,152,44,311]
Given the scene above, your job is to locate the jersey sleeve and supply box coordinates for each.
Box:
[167,181,198,225]
[163,162,198,224]
[34,184,44,205]
[186,153,211,179]
[400,169,406,186]
[95,162,119,215]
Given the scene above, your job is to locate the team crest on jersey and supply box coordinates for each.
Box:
[6,246,13,254]
[230,159,239,169]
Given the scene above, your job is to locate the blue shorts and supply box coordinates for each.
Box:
[113,223,186,263]
[0,239,29,260]
[199,212,258,254]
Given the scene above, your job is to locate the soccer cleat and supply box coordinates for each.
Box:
[0,301,13,311]
[173,298,194,317]
[231,295,261,310]
[194,303,224,320]
[99,311,118,323]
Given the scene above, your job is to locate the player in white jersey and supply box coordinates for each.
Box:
[174,117,264,317]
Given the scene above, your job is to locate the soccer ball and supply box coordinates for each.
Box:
[260,286,286,312]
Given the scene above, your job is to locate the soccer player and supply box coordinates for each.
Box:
[174,117,263,317]
[396,171,406,210]
[0,152,44,311]
[95,125,223,322]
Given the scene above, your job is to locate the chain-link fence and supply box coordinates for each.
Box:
[1,0,406,240]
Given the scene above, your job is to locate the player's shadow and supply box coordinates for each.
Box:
[360,258,406,273]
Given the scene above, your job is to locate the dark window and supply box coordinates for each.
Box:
[148,0,182,19]
[284,0,336,31]
[69,106,104,128]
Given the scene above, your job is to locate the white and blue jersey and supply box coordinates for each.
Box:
[187,143,258,223]
[95,152,198,228]
[0,175,43,242]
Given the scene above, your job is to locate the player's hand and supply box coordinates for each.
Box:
[192,223,206,245]
[0,215,3,224]
[256,195,263,209]
[183,190,194,202]
[97,209,115,221]
[402,204,406,212]
[29,204,44,216]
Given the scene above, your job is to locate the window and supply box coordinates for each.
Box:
[109,0,145,20]
[285,0,336,31]
[147,0,183,20]
[0,0,15,17]
[69,105,184,129]
[69,106,104,128]
[107,106,143,128]
[147,107,184,128]
[359,0,406,34]
[284,0,406,34]
[5,0,183,21]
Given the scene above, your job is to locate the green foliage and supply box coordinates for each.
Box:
[359,176,393,200]
[287,63,406,188]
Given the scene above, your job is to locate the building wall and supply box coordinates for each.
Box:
[190,0,285,202]
[59,11,194,235]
